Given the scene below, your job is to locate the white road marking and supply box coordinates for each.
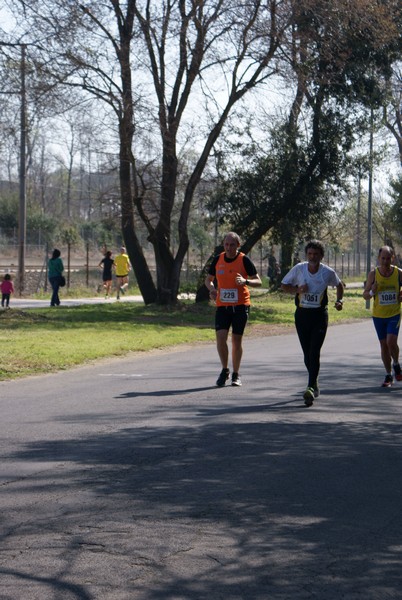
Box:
[99,374,144,377]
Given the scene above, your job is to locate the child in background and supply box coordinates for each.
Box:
[1,274,14,308]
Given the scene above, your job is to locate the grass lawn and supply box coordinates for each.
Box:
[0,286,370,380]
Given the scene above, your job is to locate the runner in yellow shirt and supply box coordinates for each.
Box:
[363,245,402,387]
[114,246,131,300]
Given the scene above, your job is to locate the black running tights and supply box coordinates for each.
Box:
[295,307,328,388]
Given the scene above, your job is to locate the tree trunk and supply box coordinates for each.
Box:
[152,232,187,304]
[117,7,157,305]
[119,121,157,304]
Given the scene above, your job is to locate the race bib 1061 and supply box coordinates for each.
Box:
[299,292,321,308]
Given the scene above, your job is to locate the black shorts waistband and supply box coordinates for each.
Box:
[217,304,250,312]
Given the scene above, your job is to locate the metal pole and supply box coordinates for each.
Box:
[67,242,71,288]
[259,241,263,277]
[18,43,27,296]
[356,164,361,276]
[366,108,374,309]
[86,241,90,286]
[44,242,49,292]
[214,151,222,249]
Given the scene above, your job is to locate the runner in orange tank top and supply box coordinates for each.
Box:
[205,232,262,387]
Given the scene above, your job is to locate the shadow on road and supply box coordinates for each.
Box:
[4,401,402,598]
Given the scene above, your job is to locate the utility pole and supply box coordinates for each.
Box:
[213,151,222,249]
[366,107,374,310]
[356,163,361,276]
[18,43,27,296]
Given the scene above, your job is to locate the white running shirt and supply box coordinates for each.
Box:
[282,262,341,308]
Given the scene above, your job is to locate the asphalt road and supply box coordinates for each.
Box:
[1,321,401,599]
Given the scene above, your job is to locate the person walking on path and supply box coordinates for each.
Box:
[266,249,280,286]
[1,274,14,308]
[281,239,344,406]
[205,231,262,387]
[114,247,131,300]
[48,248,64,307]
[98,251,114,299]
[363,245,402,387]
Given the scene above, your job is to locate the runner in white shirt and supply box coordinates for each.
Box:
[281,240,344,406]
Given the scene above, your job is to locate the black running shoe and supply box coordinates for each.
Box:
[216,368,230,387]
[231,372,242,386]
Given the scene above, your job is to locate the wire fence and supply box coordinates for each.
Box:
[0,242,376,296]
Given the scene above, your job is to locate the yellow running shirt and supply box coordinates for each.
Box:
[114,253,130,276]
[372,266,401,318]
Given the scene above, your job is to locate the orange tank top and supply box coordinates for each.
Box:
[215,252,251,307]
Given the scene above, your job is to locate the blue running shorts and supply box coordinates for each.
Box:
[372,314,401,341]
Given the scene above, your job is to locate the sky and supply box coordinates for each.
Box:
[0,4,16,36]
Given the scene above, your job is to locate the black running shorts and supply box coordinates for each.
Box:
[215,305,250,335]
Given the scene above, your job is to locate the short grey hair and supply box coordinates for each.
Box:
[224,232,241,246]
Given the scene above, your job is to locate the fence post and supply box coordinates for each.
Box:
[44,242,48,292]
[67,243,71,289]
[86,242,90,287]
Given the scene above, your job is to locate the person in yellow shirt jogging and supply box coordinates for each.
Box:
[114,246,131,300]
[363,245,402,387]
